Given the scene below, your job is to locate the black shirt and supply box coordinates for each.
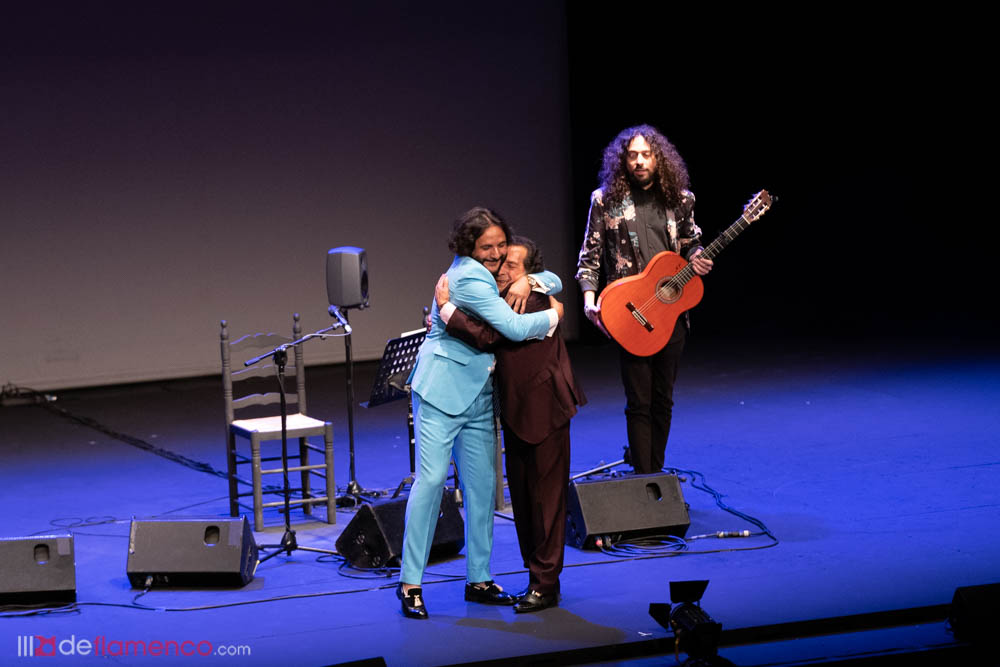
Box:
[631,185,671,265]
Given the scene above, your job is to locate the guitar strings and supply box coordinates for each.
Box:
[631,205,763,317]
[623,192,769,317]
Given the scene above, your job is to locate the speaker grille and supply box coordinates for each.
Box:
[336,495,464,568]
[327,246,369,308]
[566,473,690,549]
[126,517,258,588]
[0,533,76,605]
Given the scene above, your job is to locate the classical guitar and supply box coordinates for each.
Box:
[598,190,774,356]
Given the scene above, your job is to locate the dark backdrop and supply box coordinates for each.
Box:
[1,5,991,391]
[565,7,991,347]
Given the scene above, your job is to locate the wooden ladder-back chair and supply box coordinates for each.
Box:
[221,314,335,531]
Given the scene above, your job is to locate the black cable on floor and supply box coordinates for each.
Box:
[11,384,391,507]
[581,463,779,557]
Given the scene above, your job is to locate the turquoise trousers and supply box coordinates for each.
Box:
[400,383,496,585]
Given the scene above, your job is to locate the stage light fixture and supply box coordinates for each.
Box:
[649,580,734,666]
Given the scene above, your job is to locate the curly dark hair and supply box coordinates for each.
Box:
[598,124,690,210]
[510,235,543,274]
[448,206,512,257]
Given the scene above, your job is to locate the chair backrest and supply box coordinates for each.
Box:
[221,314,309,425]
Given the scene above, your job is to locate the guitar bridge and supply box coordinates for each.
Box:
[626,302,654,332]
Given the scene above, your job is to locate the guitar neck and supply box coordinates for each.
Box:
[701,213,754,261]
[671,212,753,287]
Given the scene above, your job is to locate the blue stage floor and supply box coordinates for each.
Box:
[1,333,997,665]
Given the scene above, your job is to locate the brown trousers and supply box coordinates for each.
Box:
[504,422,570,595]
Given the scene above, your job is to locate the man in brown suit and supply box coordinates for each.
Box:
[436,236,585,613]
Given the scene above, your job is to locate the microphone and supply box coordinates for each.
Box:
[328,305,353,334]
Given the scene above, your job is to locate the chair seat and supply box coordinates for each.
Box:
[231,413,328,437]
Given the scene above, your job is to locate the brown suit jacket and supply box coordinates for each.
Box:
[446,290,586,444]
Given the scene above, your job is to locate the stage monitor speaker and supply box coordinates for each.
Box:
[336,494,464,568]
[126,516,258,588]
[0,533,76,605]
[327,246,369,309]
[949,582,1000,644]
[566,473,690,549]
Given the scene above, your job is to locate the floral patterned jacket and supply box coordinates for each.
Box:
[575,187,702,293]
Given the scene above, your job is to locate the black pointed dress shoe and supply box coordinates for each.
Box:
[397,584,429,619]
[464,580,516,605]
[513,589,557,613]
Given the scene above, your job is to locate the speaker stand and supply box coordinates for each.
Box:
[330,307,381,508]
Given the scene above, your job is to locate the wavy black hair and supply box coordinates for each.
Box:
[448,206,512,257]
[598,124,690,210]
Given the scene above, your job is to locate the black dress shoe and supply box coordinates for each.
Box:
[397,584,428,619]
[515,582,560,600]
[514,589,557,613]
[464,580,516,605]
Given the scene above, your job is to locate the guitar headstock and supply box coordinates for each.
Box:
[742,190,773,223]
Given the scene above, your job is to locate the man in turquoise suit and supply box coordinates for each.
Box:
[398,207,562,619]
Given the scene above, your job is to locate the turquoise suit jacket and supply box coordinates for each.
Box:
[409,256,559,416]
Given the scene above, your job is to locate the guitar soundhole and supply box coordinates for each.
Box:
[655,278,681,304]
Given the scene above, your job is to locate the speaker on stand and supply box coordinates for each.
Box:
[326,246,371,505]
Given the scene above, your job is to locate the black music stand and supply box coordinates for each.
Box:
[360,327,426,498]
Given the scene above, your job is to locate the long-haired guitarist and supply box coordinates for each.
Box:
[575,124,713,474]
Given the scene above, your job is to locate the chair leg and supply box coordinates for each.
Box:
[299,436,312,515]
[226,430,239,517]
[324,423,335,525]
[251,433,264,532]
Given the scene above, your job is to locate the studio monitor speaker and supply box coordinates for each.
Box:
[336,495,464,568]
[126,516,258,588]
[566,473,690,549]
[0,533,76,605]
[327,246,369,309]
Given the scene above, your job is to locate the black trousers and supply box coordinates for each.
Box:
[619,321,686,474]
[504,423,570,595]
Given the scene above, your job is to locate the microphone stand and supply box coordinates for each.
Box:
[247,322,346,563]
[571,459,627,482]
